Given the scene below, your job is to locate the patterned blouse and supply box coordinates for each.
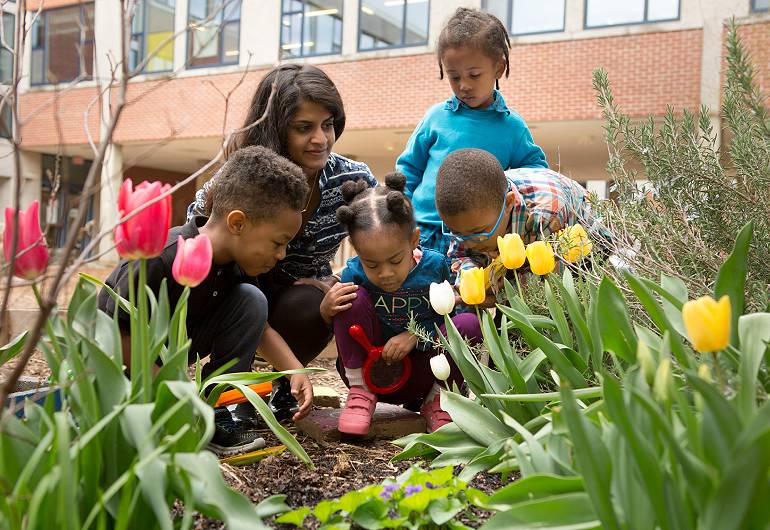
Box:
[187,152,377,280]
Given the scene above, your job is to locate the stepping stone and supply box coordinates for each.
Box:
[313,385,341,408]
[296,403,426,443]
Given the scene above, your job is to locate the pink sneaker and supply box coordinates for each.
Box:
[339,386,377,435]
[420,393,452,433]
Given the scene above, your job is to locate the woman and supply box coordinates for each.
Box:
[188,64,377,418]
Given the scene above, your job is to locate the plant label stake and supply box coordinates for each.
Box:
[348,324,412,394]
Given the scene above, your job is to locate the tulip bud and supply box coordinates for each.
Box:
[172,235,213,288]
[681,295,731,353]
[459,267,486,305]
[497,233,526,269]
[430,354,451,382]
[429,280,455,316]
[525,241,556,276]
[114,179,172,260]
[558,224,593,263]
[3,200,49,280]
[636,341,656,385]
[653,358,672,404]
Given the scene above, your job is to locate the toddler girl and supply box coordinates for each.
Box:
[397,7,548,257]
[322,173,481,435]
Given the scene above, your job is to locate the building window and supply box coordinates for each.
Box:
[0,13,14,84]
[30,4,95,85]
[585,0,679,28]
[0,104,11,139]
[358,0,429,51]
[130,0,176,73]
[187,0,241,68]
[281,0,343,58]
[752,0,769,11]
[483,0,565,35]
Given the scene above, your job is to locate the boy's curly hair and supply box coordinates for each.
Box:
[437,7,511,89]
[435,148,508,217]
[208,145,309,222]
[336,173,416,239]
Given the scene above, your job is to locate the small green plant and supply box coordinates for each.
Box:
[276,465,489,530]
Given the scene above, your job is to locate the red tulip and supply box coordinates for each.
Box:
[114,180,171,260]
[171,235,212,288]
[3,200,49,280]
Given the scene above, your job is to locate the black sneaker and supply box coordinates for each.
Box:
[208,407,266,457]
[230,402,261,429]
[268,377,299,422]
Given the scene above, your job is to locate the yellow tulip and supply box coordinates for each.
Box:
[681,295,731,353]
[459,267,486,305]
[497,233,526,269]
[558,224,593,263]
[525,241,556,276]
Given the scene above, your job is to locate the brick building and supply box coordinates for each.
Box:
[0,0,768,263]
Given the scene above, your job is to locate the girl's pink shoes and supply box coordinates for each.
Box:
[420,393,452,433]
[338,386,378,435]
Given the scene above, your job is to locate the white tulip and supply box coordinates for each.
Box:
[429,281,455,316]
[430,354,451,382]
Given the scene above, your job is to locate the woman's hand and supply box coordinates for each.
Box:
[289,373,314,421]
[381,332,418,364]
[319,282,358,324]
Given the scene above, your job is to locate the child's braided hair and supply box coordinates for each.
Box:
[437,7,510,89]
[337,173,416,239]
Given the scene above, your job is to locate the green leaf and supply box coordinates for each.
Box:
[440,391,511,445]
[736,313,770,420]
[688,374,741,474]
[482,492,600,529]
[314,499,341,523]
[484,474,585,510]
[545,279,573,350]
[560,385,620,530]
[714,221,752,346]
[0,330,28,366]
[557,270,594,362]
[428,497,465,525]
[275,507,311,527]
[351,498,388,529]
[595,278,636,363]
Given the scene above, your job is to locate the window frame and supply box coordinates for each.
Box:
[0,102,12,140]
[583,0,681,30]
[482,0,566,37]
[357,0,431,52]
[185,0,241,69]
[280,0,344,59]
[30,3,95,86]
[0,11,14,84]
[130,0,176,74]
[751,0,769,12]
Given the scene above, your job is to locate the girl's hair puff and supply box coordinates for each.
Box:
[225,64,345,159]
[336,173,416,239]
[437,7,510,89]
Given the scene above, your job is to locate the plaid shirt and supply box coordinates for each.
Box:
[449,168,606,278]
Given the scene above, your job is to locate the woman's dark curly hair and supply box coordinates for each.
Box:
[336,173,416,239]
[225,64,345,159]
[437,7,510,90]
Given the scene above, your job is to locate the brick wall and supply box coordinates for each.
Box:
[122,166,196,227]
[28,0,87,10]
[735,21,770,96]
[21,28,704,147]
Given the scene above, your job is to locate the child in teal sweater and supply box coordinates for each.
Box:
[396,7,547,257]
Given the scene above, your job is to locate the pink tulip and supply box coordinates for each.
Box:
[3,200,49,280]
[114,179,172,260]
[172,235,212,287]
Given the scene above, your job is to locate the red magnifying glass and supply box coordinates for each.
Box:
[348,324,412,394]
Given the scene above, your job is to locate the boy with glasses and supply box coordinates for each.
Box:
[435,148,608,305]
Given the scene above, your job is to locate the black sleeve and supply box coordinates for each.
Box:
[97,256,169,332]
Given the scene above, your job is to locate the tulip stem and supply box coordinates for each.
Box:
[31,283,63,363]
[138,259,152,403]
[514,271,525,301]
[711,350,727,393]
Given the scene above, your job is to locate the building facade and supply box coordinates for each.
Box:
[1,0,769,262]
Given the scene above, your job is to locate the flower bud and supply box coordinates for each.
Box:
[430,354,451,382]
[429,281,455,316]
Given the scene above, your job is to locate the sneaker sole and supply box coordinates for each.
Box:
[208,437,267,458]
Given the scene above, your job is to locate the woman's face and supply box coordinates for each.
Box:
[286,100,336,177]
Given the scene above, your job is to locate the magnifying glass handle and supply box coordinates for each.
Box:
[349,324,377,356]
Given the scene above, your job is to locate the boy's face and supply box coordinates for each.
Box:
[229,207,302,276]
[441,192,514,254]
[352,227,420,293]
[441,45,506,109]
[286,100,336,177]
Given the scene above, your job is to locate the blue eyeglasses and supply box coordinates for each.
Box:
[441,198,507,243]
